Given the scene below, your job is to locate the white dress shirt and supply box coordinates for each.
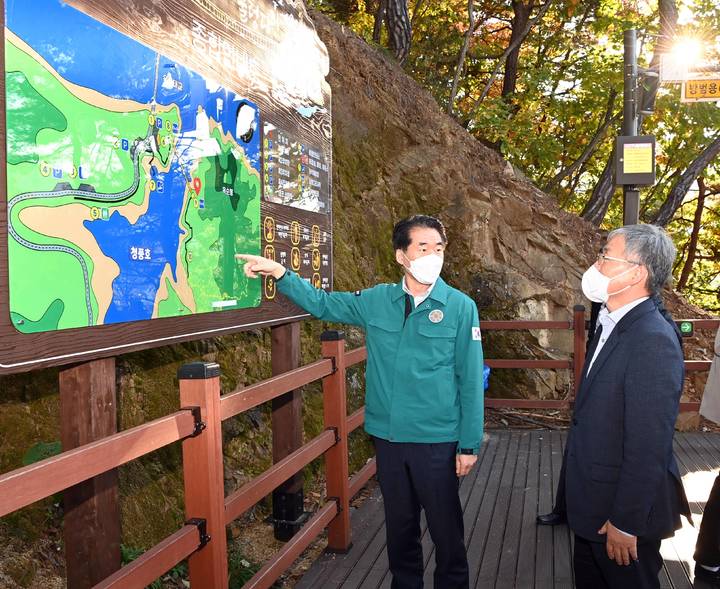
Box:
[402,277,436,308]
[586,296,650,375]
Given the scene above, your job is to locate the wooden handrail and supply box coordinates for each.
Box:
[92,524,200,589]
[484,318,719,330]
[349,459,377,498]
[485,399,572,409]
[224,429,336,525]
[0,410,196,517]
[220,358,334,420]
[347,407,365,433]
[243,501,339,589]
[677,319,720,330]
[179,364,228,586]
[485,359,572,369]
[482,320,573,330]
[321,332,352,551]
[687,361,713,371]
[345,346,367,367]
[573,305,586,401]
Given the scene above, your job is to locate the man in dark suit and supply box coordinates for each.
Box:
[566,224,691,588]
[536,295,683,527]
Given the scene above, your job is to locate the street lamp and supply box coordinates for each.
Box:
[616,31,711,226]
[616,30,656,226]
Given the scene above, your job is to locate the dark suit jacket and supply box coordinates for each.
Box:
[565,297,691,542]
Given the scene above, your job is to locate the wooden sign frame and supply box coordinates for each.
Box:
[0,0,333,374]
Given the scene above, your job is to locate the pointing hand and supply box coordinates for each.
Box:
[235,254,286,279]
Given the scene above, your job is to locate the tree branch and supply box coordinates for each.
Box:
[543,90,619,192]
[448,0,476,115]
[677,177,707,290]
[473,0,554,104]
[651,135,720,227]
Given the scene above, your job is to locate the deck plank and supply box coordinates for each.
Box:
[550,430,573,589]
[297,431,720,588]
[534,431,555,587]
[476,431,522,586]
[466,431,513,587]
[515,430,541,588]
[495,431,531,589]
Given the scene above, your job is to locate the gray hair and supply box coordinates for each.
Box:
[608,224,677,294]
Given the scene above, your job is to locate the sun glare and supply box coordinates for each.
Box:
[670,37,704,66]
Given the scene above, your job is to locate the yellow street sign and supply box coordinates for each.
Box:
[682,78,720,102]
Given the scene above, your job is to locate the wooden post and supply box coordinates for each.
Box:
[572,305,586,402]
[178,362,228,588]
[320,330,351,552]
[59,358,121,588]
[271,323,305,541]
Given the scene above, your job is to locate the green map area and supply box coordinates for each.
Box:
[183,127,261,312]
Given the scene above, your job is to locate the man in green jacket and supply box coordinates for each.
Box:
[237,215,484,589]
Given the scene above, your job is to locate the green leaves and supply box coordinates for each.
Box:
[310,0,720,311]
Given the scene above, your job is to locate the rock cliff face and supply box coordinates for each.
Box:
[314,10,604,398]
[0,8,711,586]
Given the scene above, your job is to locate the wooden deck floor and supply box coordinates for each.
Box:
[297,430,720,589]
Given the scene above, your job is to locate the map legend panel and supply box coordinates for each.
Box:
[263,122,330,214]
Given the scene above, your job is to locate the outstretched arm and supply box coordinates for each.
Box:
[236,254,369,327]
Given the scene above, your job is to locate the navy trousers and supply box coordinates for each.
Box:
[573,534,663,589]
[695,472,720,566]
[373,436,469,589]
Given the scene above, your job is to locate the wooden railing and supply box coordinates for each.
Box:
[0,330,369,589]
[482,308,718,413]
[0,312,716,588]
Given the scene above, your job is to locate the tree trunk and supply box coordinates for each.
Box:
[502,1,533,97]
[582,0,678,225]
[474,0,553,104]
[651,135,720,226]
[580,149,615,225]
[386,0,412,64]
[676,177,707,291]
[373,0,387,44]
[448,0,475,115]
[544,90,618,192]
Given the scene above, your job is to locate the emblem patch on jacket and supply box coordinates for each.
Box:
[428,309,444,323]
[472,327,482,341]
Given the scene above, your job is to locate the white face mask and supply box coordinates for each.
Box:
[581,264,635,303]
[403,253,444,285]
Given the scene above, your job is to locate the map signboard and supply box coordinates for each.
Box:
[0,0,333,373]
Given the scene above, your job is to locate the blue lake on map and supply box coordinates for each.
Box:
[83,163,189,323]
